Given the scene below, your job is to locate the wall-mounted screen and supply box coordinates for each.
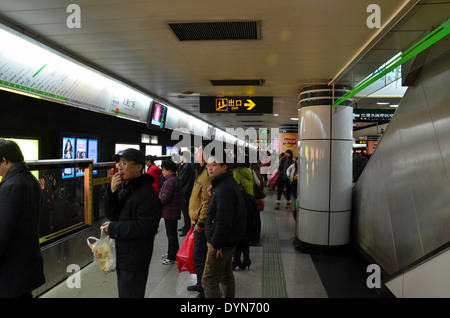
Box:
[147,101,168,130]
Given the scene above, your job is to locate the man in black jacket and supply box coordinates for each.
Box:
[0,139,45,298]
[102,148,161,298]
[202,154,246,298]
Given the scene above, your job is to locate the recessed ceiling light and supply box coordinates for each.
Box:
[274,113,279,116]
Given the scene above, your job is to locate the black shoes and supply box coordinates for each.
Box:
[187,284,204,298]
[178,228,189,237]
[232,259,242,271]
[240,259,251,270]
[187,284,199,292]
[232,259,251,270]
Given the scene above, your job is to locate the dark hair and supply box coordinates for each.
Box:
[0,139,24,163]
[145,155,157,163]
[161,159,177,173]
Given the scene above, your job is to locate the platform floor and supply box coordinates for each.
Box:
[40,191,379,299]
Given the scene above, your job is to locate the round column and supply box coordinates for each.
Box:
[297,85,353,247]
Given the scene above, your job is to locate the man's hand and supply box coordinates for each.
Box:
[101,221,110,233]
[216,249,223,259]
[194,224,204,233]
[111,173,122,193]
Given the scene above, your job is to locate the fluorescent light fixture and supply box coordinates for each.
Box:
[390,104,399,108]
[0,25,151,122]
[273,113,279,116]
[290,118,298,121]
[377,102,390,105]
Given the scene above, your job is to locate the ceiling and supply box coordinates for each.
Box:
[0,0,448,132]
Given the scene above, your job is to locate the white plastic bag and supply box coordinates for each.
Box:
[87,229,116,274]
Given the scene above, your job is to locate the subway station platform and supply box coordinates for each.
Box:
[39,191,379,299]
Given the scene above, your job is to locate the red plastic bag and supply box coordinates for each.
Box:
[176,227,196,274]
[268,171,280,186]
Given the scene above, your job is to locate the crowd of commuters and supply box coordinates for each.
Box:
[0,139,292,299]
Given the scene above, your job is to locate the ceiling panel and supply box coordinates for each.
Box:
[0,0,447,133]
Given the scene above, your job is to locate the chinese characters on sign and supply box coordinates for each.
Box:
[353,109,395,123]
[200,96,272,113]
[215,98,255,111]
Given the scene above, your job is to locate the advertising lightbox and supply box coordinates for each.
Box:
[0,137,39,182]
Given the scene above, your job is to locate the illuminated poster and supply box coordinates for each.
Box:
[0,137,39,182]
[279,133,298,157]
[88,139,98,164]
[76,138,87,177]
[166,146,179,156]
[62,137,76,179]
[88,139,98,175]
[115,144,140,155]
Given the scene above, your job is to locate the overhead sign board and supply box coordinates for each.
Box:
[200,96,273,114]
[353,109,395,123]
[0,25,151,123]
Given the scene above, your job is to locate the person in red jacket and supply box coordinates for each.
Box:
[145,155,162,195]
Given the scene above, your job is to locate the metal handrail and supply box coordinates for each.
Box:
[26,159,93,169]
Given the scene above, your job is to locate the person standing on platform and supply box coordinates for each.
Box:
[232,160,254,270]
[186,144,212,298]
[202,154,246,298]
[0,139,45,298]
[177,150,195,237]
[159,159,182,265]
[145,155,162,195]
[102,148,161,298]
[275,149,294,209]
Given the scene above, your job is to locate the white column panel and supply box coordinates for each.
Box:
[298,140,330,212]
[297,209,329,245]
[330,140,353,211]
[329,211,351,245]
[299,106,331,139]
[332,106,353,140]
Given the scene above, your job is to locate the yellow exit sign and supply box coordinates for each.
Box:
[200,96,273,114]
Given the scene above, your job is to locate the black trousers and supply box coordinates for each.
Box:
[117,268,149,298]
[164,218,179,260]
[181,193,191,231]
[277,178,291,201]
[192,225,208,296]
